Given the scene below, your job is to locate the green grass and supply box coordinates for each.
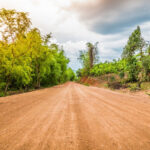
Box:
[141,82,150,90]
[146,92,150,96]
[128,82,150,91]
[128,83,139,91]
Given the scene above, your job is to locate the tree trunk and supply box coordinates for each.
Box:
[5,82,9,95]
[89,49,93,69]
[36,64,40,89]
[36,77,40,88]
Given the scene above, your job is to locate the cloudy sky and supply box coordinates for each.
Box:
[1,0,150,70]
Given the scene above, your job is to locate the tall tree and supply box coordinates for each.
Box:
[122,26,145,59]
[78,42,99,76]
[87,42,99,69]
[0,8,31,93]
[122,26,145,83]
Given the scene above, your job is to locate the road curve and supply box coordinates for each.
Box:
[0,82,150,150]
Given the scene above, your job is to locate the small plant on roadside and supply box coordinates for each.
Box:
[84,83,90,86]
[129,84,140,91]
[104,84,108,88]
[119,71,125,79]
[146,92,150,96]
[107,81,122,89]
[110,76,116,82]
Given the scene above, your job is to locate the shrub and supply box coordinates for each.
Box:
[110,76,116,82]
[84,83,89,86]
[108,82,122,89]
[129,84,140,91]
[0,92,5,97]
[119,71,125,79]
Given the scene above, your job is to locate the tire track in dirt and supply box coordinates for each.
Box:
[74,83,150,149]
[0,84,69,150]
[0,82,150,150]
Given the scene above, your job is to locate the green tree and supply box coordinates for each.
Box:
[122,26,145,83]
[87,42,99,69]
[0,8,75,95]
[142,55,150,81]
[0,8,31,93]
[78,42,99,76]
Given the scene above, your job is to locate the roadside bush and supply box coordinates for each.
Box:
[0,92,5,97]
[129,83,140,91]
[146,92,150,96]
[119,71,125,79]
[83,83,90,86]
[108,81,128,89]
[0,82,6,90]
[104,84,108,88]
[110,76,116,82]
[107,82,122,89]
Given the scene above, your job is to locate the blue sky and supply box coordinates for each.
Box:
[1,0,150,71]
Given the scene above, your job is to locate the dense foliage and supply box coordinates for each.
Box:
[90,59,126,77]
[0,8,75,95]
[77,26,150,88]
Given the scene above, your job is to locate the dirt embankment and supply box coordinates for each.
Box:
[0,82,150,150]
[80,76,150,97]
[80,76,106,87]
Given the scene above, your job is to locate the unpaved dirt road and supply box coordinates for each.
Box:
[0,82,150,150]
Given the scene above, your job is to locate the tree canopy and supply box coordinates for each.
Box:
[0,8,75,95]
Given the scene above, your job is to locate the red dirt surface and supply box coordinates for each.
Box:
[0,82,150,150]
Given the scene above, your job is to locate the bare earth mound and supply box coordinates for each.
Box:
[0,82,150,150]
